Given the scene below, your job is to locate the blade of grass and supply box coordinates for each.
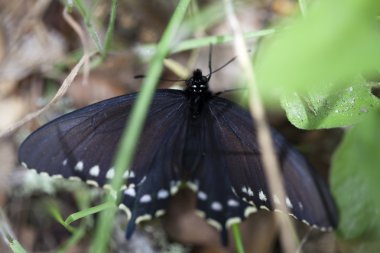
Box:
[54,226,87,253]
[298,0,308,16]
[172,29,275,53]
[102,0,118,58]
[90,0,191,252]
[65,201,116,225]
[8,239,27,253]
[136,30,275,60]
[46,200,76,232]
[0,210,26,253]
[73,0,103,52]
[232,224,245,253]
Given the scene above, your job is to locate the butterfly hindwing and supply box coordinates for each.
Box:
[206,96,338,230]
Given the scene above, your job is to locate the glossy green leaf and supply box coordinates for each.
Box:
[331,110,380,243]
[281,82,380,129]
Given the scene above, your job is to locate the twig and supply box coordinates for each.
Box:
[63,7,90,86]
[0,51,96,139]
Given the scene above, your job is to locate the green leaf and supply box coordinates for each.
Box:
[281,82,380,129]
[255,0,380,100]
[331,109,380,245]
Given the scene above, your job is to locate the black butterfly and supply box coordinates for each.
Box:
[19,59,338,244]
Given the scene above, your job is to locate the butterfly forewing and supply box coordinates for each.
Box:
[19,90,186,187]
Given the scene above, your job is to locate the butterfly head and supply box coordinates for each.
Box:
[186,69,209,94]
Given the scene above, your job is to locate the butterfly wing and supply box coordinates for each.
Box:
[184,114,254,243]
[204,96,338,230]
[19,89,189,236]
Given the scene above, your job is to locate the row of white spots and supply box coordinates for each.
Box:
[197,191,241,211]
[119,203,331,234]
[73,161,135,180]
[124,188,170,202]
[239,187,300,210]
[21,165,332,233]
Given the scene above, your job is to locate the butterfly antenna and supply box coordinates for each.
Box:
[207,44,213,81]
[208,49,252,76]
[209,56,237,75]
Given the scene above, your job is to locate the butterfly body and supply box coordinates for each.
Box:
[19,69,338,244]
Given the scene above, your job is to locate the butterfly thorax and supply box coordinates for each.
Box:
[185,69,212,119]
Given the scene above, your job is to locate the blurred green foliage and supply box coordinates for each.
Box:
[255,0,380,126]
[255,0,380,251]
[331,109,380,252]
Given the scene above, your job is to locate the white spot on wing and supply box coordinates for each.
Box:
[286,197,293,209]
[157,189,169,199]
[86,180,98,187]
[118,203,131,220]
[244,206,257,217]
[231,186,237,195]
[136,214,152,224]
[62,159,68,166]
[195,210,205,218]
[211,201,223,211]
[298,201,303,210]
[226,217,241,228]
[247,187,254,196]
[89,165,100,177]
[259,190,267,202]
[186,181,199,191]
[106,168,115,179]
[68,176,81,181]
[206,218,222,231]
[124,187,136,197]
[227,199,239,207]
[155,210,165,217]
[197,191,207,200]
[140,194,152,203]
[75,161,84,172]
